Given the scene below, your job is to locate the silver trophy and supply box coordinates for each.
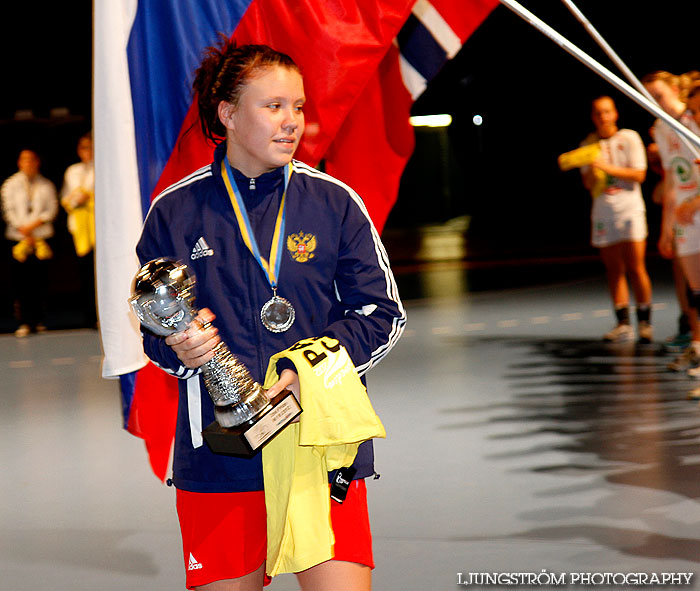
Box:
[129,258,301,456]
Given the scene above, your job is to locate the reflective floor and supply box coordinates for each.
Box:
[3,264,700,590]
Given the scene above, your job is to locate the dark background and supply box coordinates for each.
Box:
[0,1,698,329]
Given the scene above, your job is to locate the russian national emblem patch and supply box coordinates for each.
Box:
[287,231,316,262]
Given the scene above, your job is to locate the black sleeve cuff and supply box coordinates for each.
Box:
[276,357,298,375]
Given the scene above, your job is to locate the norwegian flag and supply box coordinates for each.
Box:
[326,0,498,230]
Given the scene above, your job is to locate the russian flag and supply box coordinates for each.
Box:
[94,0,495,481]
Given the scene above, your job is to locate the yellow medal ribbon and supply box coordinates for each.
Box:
[221,159,292,290]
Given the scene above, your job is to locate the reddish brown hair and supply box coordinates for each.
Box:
[192,39,300,143]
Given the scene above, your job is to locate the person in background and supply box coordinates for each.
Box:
[61,132,96,327]
[648,133,693,352]
[642,70,700,372]
[579,96,652,343]
[1,149,58,337]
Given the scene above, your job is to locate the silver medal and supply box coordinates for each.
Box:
[260,295,295,333]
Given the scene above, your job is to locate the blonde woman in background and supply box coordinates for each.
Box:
[643,70,700,372]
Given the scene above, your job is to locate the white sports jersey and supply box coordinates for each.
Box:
[654,111,700,204]
[581,128,647,222]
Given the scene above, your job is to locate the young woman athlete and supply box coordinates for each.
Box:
[136,43,405,590]
[643,71,700,372]
[580,96,652,343]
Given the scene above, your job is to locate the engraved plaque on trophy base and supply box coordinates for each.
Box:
[202,390,302,457]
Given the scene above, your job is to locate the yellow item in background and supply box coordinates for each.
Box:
[261,336,386,578]
[12,239,53,262]
[557,142,601,171]
[64,190,95,257]
[70,204,95,257]
[590,167,608,198]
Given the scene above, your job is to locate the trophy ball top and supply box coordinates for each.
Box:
[133,258,194,295]
[129,258,197,335]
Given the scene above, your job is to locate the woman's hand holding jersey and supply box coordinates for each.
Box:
[266,368,300,402]
[165,308,220,369]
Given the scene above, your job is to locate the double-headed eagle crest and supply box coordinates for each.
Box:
[287,231,316,263]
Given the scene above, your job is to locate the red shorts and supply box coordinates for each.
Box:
[176,479,373,589]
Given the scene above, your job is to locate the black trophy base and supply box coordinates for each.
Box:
[202,390,302,457]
